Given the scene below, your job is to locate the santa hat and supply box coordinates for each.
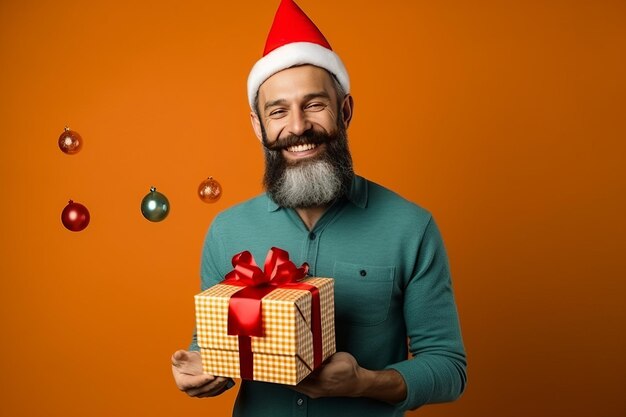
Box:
[247,0,350,109]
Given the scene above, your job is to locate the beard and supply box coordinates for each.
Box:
[262,121,354,209]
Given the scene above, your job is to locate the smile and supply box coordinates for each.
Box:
[286,143,318,153]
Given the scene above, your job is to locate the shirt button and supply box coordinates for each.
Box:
[296,398,304,406]
[308,232,316,240]
[360,269,367,277]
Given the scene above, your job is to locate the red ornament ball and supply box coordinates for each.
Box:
[198,176,222,203]
[61,200,90,232]
[58,127,83,155]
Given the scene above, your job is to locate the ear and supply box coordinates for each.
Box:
[340,94,354,128]
[250,111,263,142]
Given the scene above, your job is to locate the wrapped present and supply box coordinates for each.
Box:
[195,247,335,385]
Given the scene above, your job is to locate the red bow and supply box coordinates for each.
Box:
[223,247,309,337]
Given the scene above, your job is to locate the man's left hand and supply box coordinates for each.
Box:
[292,352,408,404]
[293,352,364,399]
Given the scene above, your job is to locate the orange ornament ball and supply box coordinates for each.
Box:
[58,127,83,155]
[198,177,222,203]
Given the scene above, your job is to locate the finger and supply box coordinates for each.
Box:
[188,377,229,397]
[177,374,215,392]
[194,379,230,397]
[171,350,189,367]
[196,385,227,398]
[172,350,203,376]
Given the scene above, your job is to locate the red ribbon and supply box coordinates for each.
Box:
[222,247,323,380]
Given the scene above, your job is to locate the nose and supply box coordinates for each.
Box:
[286,108,312,136]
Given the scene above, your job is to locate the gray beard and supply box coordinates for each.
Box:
[271,158,343,208]
[262,124,354,209]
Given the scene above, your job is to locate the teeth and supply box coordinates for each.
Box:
[287,143,317,152]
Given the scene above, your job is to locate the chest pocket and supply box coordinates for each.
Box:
[333,261,395,326]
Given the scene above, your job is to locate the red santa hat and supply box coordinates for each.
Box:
[247,0,350,109]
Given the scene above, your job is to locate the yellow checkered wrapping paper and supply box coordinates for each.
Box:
[195,277,335,385]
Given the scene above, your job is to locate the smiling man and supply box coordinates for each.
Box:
[256,64,355,229]
[171,1,467,416]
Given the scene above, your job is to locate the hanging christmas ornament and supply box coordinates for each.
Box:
[58,127,83,155]
[198,176,222,203]
[61,200,90,232]
[141,186,170,222]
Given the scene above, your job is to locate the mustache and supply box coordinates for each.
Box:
[263,130,332,151]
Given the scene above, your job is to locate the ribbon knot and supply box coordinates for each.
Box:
[225,247,309,288]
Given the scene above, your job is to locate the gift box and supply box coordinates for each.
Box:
[195,248,336,385]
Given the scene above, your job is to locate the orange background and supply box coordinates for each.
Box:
[1,0,624,416]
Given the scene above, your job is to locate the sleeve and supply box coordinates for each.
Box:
[385,216,467,410]
[188,218,228,352]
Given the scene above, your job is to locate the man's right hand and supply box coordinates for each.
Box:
[171,350,232,398]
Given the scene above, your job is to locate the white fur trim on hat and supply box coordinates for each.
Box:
[247,42,350,109]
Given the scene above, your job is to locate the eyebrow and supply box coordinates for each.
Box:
[263,91,332,111]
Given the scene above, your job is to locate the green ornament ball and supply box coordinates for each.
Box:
[141,186,170,222]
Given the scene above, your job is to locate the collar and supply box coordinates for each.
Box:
[267,174,368,212]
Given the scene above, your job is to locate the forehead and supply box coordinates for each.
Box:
[257,65,336,105]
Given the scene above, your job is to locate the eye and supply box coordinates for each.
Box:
[268,109,287,118]
[305,102,325,111]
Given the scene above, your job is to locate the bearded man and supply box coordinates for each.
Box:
[171,1,466,416]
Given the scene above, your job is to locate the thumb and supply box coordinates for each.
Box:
[171,350,190,367]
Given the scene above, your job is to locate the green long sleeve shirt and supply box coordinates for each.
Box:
[190,175,466,416]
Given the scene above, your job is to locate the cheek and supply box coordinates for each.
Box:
[319,109,339,131]
[263,119,283,140]
[324,107,338,120]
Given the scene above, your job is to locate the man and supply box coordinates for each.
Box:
[172,1,467,415]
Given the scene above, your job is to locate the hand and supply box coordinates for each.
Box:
[171,350,231,398]
[293,352,363,399]
[293,352,407,403]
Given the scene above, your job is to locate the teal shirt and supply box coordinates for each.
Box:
[190,175,466,416]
